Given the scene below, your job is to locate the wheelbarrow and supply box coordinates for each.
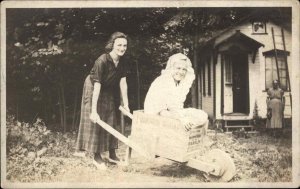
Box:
[95,106,236,182]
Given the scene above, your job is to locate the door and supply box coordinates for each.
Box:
[232,53,249,114]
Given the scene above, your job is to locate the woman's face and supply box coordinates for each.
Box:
[111,38,127,57]
[273,80,279,89]
[172,60,187,82]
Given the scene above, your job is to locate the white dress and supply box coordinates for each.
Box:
[144,74,208,126]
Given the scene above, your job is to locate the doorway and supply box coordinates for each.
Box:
[232,53,249,114]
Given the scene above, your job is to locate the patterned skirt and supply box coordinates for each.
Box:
[75,75,120,153]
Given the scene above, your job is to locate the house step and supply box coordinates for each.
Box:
[224,119,253,132]
[224,125,254,132]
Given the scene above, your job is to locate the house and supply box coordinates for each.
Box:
[196,16,292,131]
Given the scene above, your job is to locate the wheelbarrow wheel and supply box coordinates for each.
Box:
[202,149,236,182]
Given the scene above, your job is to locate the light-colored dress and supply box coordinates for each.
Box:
[144,53,208,127]
[266,88,284,129]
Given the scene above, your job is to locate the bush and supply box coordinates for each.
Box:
[6,114,77,182]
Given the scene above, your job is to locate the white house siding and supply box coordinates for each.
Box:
[202,55,214,118]
[211,20,292,119]
[248,52,261,118]
[215,54,222,119]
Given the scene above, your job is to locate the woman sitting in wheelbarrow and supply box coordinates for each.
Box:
[144,53,209,132]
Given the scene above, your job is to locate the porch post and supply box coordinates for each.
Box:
[213,51,217,117]
[191,28,199,108]
[221,53,224,115]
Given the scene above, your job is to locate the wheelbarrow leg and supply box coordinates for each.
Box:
[125,135,133,165]
[125,146,132,165]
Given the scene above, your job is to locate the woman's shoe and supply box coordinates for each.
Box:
[108,156,127,166]
[93,159,107,170]
[108,149,121,164]
[73,151,85,158]
[108,156,121,164]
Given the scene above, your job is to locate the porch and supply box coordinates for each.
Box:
[220,113,253,132]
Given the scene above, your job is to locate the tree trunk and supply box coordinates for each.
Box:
[58,87,64,132]
[43,91,49,123]
[16,99,19,121]
[44,98,47,123]
[191,27,199,108]
[72,86,79,130]
[60,83,67,132]
[136,60,141,109]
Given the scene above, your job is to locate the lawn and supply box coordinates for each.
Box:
[5,117,292,184]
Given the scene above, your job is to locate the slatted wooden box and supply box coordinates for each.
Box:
[130,110,206,162]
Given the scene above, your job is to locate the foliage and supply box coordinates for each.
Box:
[6,115,78,181]
[6,114,292,182]
[6,7,291,131]
[6,8,180,130]
[252,100,265,131]
[197,133,292,182]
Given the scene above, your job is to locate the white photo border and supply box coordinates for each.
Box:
[1,0,299,188]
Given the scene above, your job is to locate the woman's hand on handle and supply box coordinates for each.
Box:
[90,82,101,123]
[90,111,101,123]
[123,105,130,113]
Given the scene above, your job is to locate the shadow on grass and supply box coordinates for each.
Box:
[148,162,207,181]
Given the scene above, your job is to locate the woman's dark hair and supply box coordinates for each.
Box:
[272,79,280,88]
[105,32,127,52]
[273,79,279,86]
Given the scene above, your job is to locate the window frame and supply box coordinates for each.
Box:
[225,55,233,85]
[264,55,289,91]
[251,21,267,35]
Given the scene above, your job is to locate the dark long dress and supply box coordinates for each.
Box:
[266,88,284,129]
[76,53,127,153]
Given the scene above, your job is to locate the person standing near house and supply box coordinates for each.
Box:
[266,79,285,134]
[144,53,209,132]
[74,32,130,170]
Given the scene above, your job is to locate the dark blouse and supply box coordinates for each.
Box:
[90,53,127,91]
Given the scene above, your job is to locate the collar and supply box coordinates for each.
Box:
[106,53,120,68]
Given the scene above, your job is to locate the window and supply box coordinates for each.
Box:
[265,56,288,90]
[252,21,267,34]
[225,56,232,84]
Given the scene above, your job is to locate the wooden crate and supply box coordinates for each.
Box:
[130,111,206,162]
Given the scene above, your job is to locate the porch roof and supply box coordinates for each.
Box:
[215,30,265,51]
[262,49,290,56]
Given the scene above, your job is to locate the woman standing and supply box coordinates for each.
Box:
[266,79,285,132]
[74,32,130,170]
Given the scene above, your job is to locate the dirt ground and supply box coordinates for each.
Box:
[6,128,292,184]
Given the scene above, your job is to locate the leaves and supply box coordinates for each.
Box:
[200,132,292,182]
[6,7,291,131]
[6,115,292,182]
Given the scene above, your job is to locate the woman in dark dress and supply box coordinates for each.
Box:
[74,32,130,170]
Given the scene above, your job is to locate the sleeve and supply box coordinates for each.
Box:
[144,78,168,114]
[280,88,284,96]
[267,88,272,97]
[120,60,128,78]
[90,58,105,84]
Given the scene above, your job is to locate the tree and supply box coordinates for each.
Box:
[6,8,179,131]
[7,7,290,131]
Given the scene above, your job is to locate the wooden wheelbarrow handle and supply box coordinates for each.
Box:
[95,118,150,159]
[119,106,133,119]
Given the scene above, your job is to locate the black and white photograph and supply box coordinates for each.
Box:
[1,0,299,188]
